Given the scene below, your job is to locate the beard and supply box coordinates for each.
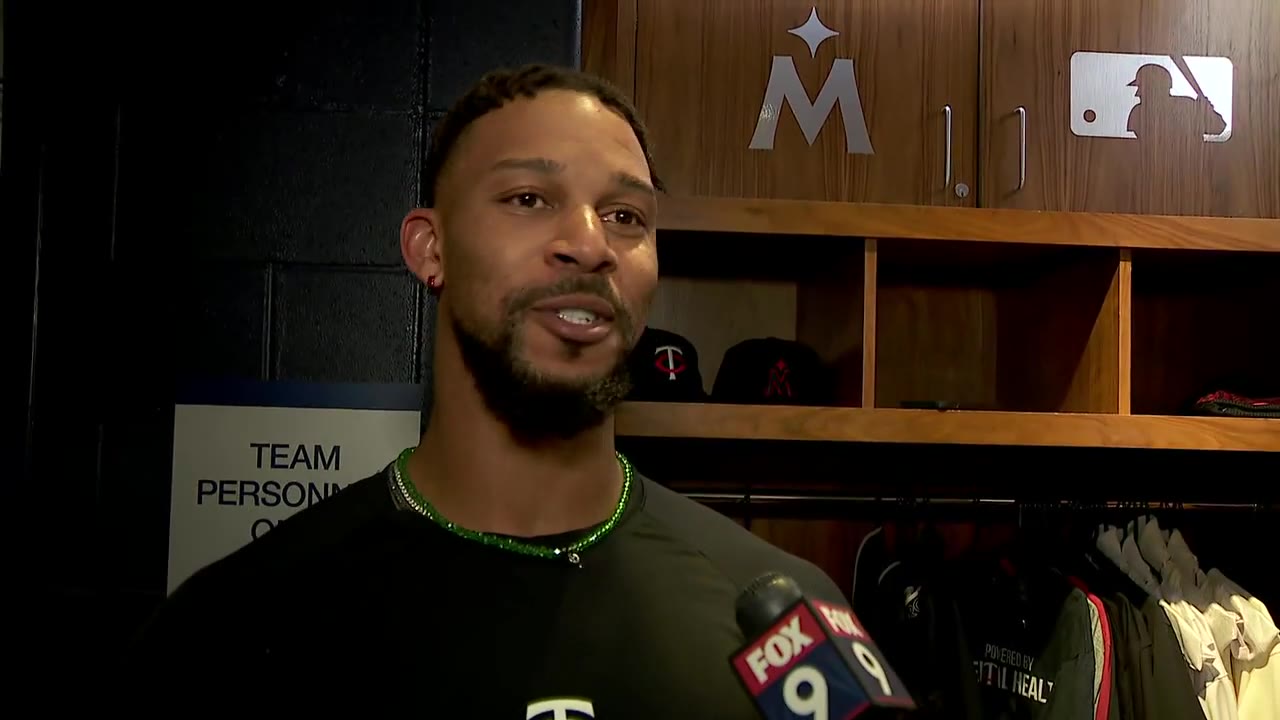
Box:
[451,276,637,443]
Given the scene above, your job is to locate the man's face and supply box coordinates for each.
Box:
[432,90,659,439]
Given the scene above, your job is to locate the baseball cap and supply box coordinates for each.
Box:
[626,327,709,402]
[711,337,833,406]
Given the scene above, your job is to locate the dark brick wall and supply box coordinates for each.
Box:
[5,0,582,664]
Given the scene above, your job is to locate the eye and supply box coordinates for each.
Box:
[505,192,549,209]
[603,208,646,227]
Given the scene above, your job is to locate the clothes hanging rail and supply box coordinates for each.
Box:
[682,493,1278,512]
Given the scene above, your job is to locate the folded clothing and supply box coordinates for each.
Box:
[1193,390,1280,418]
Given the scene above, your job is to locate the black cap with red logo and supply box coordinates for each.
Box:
[626,327,709,402]
[711,337,833,406]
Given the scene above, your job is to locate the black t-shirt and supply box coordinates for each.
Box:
[868,562,985,720]
[851,528,984,720]
[122,461,844,716]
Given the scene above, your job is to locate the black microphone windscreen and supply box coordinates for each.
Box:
[735,572,804,639]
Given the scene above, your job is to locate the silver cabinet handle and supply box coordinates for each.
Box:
[1016,106,1027,192]
[943,104,953,187]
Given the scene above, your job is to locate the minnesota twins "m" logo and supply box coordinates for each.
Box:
[749,7,874,155]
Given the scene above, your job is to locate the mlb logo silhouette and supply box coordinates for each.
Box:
[1069,51,1233,143]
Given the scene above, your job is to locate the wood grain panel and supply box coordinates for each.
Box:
[582,1,619,87]
[651,228,864,398]
[999,250,1125,413]
[749,518,866,598]
[615,402,1280,452]
[876,284,999,409]
[1118,251,1133,415]
[861,239,878,408]
[656,195,1280,252]
[582,0,637,96]
[875,242,1123,413]
[634,0,979,204]
[795,245,865,407]
[981,0,1280,218]
[645,277,796,393]
[1130,251,1280,415]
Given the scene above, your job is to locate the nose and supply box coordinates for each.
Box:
[546,205,618,274]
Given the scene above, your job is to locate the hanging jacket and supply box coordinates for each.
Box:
[1135,520,1239,720]
[958,559,1096,720]
[1203,567,1280,720]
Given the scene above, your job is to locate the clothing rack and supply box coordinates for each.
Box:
[682,492,1278,513]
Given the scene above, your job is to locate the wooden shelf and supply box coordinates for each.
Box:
[615,402,1280,453]
[657,196,1280,253]
[640,196,1278,456]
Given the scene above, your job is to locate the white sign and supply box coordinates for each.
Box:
[750,7,874,155]
[1070,51,1233,142]
[167,381,422,593]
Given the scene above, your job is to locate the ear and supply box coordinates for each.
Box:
[401,208,444,288]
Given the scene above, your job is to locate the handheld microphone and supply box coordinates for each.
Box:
[730,572,917,719]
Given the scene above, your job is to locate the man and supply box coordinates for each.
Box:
[1126,63,1227,143]
[128,64,844,715]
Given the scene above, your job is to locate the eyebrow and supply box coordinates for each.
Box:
[612,171,657,199]
[489,157,656,198]
[490,157,565,175]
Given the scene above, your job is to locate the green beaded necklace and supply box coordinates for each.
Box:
[391,447,634,567]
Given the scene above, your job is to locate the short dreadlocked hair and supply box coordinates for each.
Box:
[422,64,664,208]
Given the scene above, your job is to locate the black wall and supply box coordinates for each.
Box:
[5,0,583,663]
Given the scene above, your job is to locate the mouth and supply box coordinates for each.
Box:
[528,294,619,345]
[531,294,617,325]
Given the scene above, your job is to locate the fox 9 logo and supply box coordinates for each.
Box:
[1070,51,1233,143]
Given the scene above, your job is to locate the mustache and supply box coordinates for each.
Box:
[507,276,630,325]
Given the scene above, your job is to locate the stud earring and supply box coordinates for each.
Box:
[427,275,438,290]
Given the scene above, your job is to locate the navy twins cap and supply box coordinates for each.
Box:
[711,337,833,405]
[626,327,709,402]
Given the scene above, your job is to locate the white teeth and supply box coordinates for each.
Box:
[557,308,598,325]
